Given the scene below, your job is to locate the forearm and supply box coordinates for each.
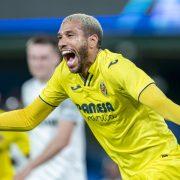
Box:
[0,97,54,131]
[28,137,67,170]
[26,121,74,170]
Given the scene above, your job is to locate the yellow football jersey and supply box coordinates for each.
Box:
[40,49,179,178]
[0,131,30,180]
[0,109,30,180]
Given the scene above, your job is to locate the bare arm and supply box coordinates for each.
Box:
[14,120,75,180]
[139,84,180,125]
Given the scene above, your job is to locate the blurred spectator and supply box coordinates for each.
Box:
[15,36,87,180]
[5,96,21,110]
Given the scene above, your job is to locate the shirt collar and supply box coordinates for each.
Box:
[88,49,105,76]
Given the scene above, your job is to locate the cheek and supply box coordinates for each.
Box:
[76,38,87,47]
[28,63,38,71]
[40,59,52,67]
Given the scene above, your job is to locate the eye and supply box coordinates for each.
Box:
[57,35,62,40]
[67,34,74,37]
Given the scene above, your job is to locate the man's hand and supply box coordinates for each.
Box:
[14,165,32,180]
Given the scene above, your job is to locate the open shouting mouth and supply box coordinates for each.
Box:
[61,49,78,69]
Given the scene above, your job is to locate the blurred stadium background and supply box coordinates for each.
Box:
[0,0,180,179]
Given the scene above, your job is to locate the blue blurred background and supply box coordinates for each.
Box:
[0,0,179,179]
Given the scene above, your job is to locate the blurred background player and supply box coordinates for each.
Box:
[0,110,30,180]
[15,36,87,180]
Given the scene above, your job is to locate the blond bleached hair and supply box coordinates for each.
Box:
[62,13,103,48]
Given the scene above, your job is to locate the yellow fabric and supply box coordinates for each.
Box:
[139,84,180,125]
[131,146,180,179]
[0,110,30,179]
[0,131,30,179]
[41,49,179,178]
[0,109,4,113]
[0,149,13,180]
[0,97,54,131]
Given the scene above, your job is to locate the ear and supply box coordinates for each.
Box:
[88,34,98,48]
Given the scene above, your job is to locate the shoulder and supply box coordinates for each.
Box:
[98,49,139,91]
[99,49,133,76]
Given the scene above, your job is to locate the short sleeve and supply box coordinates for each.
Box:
[58,99,82,123]
[109,56,155,101]
[40,65,68,107]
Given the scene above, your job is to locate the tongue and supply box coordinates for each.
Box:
[67,57,76,68]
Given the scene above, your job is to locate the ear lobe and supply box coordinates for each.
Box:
[88,34,98,48]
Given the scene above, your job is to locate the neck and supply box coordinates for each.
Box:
[81,48,100,78]
[37,76,50,83]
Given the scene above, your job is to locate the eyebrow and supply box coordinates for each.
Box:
[57,30,75,37]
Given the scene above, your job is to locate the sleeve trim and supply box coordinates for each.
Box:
[39,95,58,107]
[138,82,155,102]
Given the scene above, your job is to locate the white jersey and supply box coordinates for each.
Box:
[21,78,87,180]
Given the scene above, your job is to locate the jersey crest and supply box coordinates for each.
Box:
[100,82,108,96]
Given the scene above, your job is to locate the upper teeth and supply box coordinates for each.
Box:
[62,50,72,56]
